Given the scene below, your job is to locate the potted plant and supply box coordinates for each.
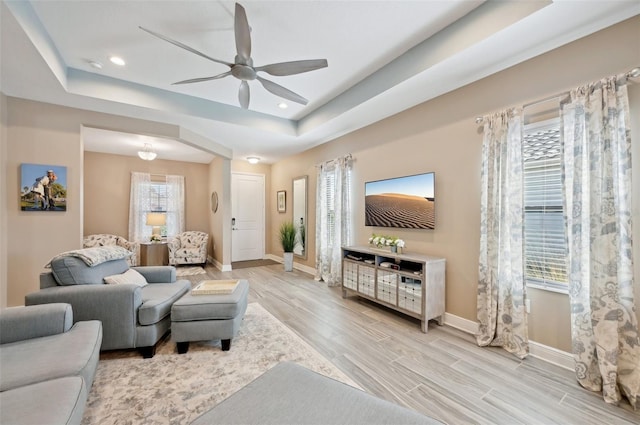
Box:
[279,221,296,271]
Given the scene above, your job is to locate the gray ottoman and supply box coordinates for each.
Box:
[170,279,249,353]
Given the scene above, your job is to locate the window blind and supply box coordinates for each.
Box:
[523,121,568,290]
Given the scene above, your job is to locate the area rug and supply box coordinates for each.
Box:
[82,303,358,425]
[231,259,279,269]
[174,266,206,277]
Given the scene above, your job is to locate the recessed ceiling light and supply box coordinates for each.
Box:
[277,102,288,109]
[88,60,103,69]
[109,56,126,66]
[247,157,260,164]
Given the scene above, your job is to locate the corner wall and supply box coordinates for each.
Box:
[209,156,231,268]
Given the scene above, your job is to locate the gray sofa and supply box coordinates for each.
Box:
[0,303,102,425]
[25,254,190,358]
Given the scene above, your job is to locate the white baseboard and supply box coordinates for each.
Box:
[443,312,479,334]
[529,341,574,371]
[443,312,573,371]
[208,256,231,272]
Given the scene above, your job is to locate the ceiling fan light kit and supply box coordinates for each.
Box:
[140,2,327,110]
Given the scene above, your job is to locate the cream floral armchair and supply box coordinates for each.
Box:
[83,234,140,266]
[168,231,209,266]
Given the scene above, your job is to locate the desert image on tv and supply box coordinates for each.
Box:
[365,193,435,229]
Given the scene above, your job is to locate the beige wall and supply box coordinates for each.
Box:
[209,157,230,267]
[269,16,640,352]
[6,98,84,306]
[83,151,210,240]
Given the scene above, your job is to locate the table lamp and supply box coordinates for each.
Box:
[146,212,166,241]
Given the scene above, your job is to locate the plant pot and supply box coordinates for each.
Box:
[283,252,294,272]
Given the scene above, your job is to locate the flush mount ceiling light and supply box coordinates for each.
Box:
[138,143,157,161]
[109,56,126,66]
[247,156,260,164]
[88,60,103,69]
[278,102,288,109]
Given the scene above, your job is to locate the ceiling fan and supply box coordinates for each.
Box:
[140,2,328,110]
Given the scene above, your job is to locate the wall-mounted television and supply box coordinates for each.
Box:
[365,172,435,229]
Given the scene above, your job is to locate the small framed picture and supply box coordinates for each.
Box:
[277,190,286,213]
[20,163,67,211]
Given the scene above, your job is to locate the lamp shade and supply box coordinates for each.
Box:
[146,212,166,226]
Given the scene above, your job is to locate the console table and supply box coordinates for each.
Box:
[140,242,169,266]
[341,246,445,333]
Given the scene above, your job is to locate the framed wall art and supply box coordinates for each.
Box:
[277,190,286,213]
[20,163,67,211]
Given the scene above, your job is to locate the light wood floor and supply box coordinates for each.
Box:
[185,263,639,425]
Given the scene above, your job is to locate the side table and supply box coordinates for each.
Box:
[140,242,169,266]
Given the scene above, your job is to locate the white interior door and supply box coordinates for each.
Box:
[231,173,265,262]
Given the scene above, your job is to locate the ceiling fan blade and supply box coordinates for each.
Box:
[234,3,252,62]
[172,71,233,85]
[256,76,308,105]
[239,80,250,109]
[140,26,233,68]
[255,59,328,76]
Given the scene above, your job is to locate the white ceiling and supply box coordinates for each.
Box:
[2,1,639,164]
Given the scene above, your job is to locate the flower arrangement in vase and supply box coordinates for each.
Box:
[368,234,405,253]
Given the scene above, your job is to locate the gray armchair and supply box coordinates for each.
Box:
[0,303,102,425]
[25,256,190,358]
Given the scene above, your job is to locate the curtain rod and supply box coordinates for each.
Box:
[474,66,640,124]
[315,153,353,168]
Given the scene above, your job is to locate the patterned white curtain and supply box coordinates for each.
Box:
[315,155,353,286]
[129,172,151,242]
[561,77,639,409]
[166,175,185,238]
[476,108,529,359]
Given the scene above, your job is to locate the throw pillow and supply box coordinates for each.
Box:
[104,269,148,287]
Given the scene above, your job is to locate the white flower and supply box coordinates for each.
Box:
[372,236,380,245]
[396,239,405,248]
[368,236,374,243]
[380,237,386,246]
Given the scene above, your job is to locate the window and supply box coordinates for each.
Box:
[129,173,185,242]
[316,156,353,285]
[149,181,168,236]
[325,173,336,247]
[523,119,568,292]
[149,181,167,212]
